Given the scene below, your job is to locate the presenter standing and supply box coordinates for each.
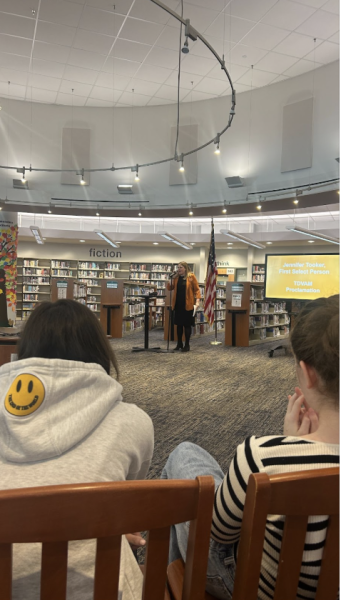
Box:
[166,261,201,352]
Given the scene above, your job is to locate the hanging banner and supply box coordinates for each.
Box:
[0,212,18,326]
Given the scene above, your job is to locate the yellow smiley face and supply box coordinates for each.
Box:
[4,374,45,417]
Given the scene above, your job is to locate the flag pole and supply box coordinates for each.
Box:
[210,295,222,345]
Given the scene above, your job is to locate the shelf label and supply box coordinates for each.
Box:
[107,281,118,289]
[57,282,68,288]
[232,284,244,292]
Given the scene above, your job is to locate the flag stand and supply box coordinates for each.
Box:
[210,297,222,345]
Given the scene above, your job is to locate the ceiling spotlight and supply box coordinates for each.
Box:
[222,202,227,214]
[214,143,220,155]
[131,164,140,181]
[179,155,185,172]
[293,198,299,205]
[21,167,26,183]
[189,204,194,216]
[48,209,52,214]
[138,212,142,216]
[214,135,221,155]
[96,212,100,216]
[256,203,262,210]
[182,37,189,54]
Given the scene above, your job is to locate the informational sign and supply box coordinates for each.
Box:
[232,293,242,307]
[57,281,68,288]
[107,281,118,289]
[232,284,244,292]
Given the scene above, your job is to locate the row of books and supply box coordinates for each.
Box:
[123,317,144,333]
[23,268,50,276]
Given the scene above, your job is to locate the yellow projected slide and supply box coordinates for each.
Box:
[265,254,340,300]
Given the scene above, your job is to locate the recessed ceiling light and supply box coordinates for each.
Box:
[227,242,233,245]
[153,242,159,245]
[42,237,46,240]
[308,240,315,243]
[266,242,272,245]
[115,241,121,244]
[79,239,85,243]
[190,242,195,245]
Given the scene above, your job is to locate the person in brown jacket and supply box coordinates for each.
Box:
[166,261,201,352]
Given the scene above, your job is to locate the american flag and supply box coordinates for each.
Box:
[204,221,217,325]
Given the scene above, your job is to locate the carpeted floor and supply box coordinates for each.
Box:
[110,327,296,478]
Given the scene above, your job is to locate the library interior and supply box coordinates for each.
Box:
[0,0,339,599]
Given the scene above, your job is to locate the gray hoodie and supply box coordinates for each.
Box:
[0,357,154,600]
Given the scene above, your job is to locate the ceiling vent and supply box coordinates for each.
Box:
[225,176,243,188]
[117,185,133,194]
[13,179,29,189]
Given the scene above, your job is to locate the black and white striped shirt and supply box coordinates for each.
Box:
[212,435,339,600]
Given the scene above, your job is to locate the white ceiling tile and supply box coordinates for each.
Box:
[87,0,132,16]
[33,42,70,64]
[274,32,322,57]
[232,82,252,94]
[205,15,257,44]
[32,59,66,79]
[95,71,131,90]
[303,40,339,62]
[147,96,173,105]
[39,0,83,28]
[154,25,180,52]
[79,7,125,37]
[168,4,220,33]
[64,0,86,4]
[116,89,150,105]
[296,9,339,39]
[188,37,234,60]
[129,79,161,95]
[0,34,32,56]
[271,74,290,83]
[292,0,330,7]
[328,31,339,43]
[85,97,114,106]
[194,77,229,95]
[0,67,28,86]
[119,17,164,45]
[181,54,216,76]
[228,44,268,67]
[35,21,76,47]
[261,1,316,29]
[153,84,188,101]
[181,89,217,102]
[68,48,105,70]
[236,68,279,87]
[129,0,178,24]
[133,63,172,83]
[57,92,86,105]
[283,57,323,76]
[30,88,58,103]
[0,80,26,98]
[240,23,290,51]
[28,73,61,91]
[111,39,151,62]
[186,0,228,11]
[164,70,203,89]
[102,57,140,78]
[59,79,93,96]
[63,65,98,85]
[0,53,29,70]
[322,0,339,14]
[208,62,249,82]
[90,86,122,102]
[0,14,35,38]
[0,0,39,18]
[145,46,179,69]
[229,0,279,22]
[73,30,115,55]
[255,51,299,74]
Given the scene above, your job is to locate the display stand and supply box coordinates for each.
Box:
[132,293,165,352]
[100,280,123,338]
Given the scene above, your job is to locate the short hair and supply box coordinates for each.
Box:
[290,295,339,403]
[17,300,119,378]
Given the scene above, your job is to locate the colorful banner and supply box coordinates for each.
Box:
[0,212,18,326]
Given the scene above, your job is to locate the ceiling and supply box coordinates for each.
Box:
[0,0,339,107]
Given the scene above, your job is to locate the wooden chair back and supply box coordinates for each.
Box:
[0,476,215,600]
[167,467,339,600]
[232,467,339,600]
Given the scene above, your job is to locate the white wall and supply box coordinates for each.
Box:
[1,61,338,209]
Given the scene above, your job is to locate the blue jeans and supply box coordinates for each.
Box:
[161,442,236,600]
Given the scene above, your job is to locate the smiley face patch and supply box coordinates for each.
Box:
[5,374,45,416]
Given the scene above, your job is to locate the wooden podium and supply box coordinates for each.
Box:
[100,280,123,338]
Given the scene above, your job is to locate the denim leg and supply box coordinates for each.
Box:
[161,442,235,600]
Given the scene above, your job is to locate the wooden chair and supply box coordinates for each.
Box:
[168,467,339,600]
[0,476,215,600]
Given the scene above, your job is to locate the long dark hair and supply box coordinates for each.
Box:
[17,300,119,377]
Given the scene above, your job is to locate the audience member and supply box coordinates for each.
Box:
[162,295,339,600]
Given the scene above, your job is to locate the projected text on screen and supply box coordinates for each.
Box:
[265,254,339,300]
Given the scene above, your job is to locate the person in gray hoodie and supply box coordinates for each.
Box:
[0,299,154,600]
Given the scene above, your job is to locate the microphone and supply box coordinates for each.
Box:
[169,271,178,278]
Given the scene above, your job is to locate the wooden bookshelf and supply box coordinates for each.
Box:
[51,278,87,303]
[225,281,290,347]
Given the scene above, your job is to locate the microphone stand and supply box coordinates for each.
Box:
[158,272,176,354]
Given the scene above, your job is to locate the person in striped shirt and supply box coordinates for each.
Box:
[162,295,339,600]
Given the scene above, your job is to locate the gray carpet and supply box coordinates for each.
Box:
[110,328,296,478]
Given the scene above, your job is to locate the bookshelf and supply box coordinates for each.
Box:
[17,258,51,320]
[252,263,265,282]
[51,278,87,304]
[51,259,78,278]
[225,281,290,347]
